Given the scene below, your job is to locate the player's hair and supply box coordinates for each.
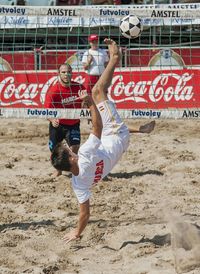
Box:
[51,143,71,171]
[58,63,72,73]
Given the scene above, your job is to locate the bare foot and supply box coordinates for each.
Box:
[104,38,121,63]
[139,120,156,134]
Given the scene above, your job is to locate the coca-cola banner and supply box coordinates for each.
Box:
[0,68,199,119]
[108,69,199,109]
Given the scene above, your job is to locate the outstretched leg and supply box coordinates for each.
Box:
[92,38,121,105]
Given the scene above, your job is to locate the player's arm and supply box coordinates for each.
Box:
[63,200,90,243]
[77,200,90,236]
[89,98,102,139]
[129,121,156,134]
[79,90,102,139]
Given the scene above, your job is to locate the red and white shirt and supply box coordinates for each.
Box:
[44,80,84,126]
[72,133,126,203]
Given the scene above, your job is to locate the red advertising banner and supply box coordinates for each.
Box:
[109,69,200,109]
[0,52,35,71]
[0,68,199,110]
[40,50,73,70]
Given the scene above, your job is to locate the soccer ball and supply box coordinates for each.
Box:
[120,15,143,39]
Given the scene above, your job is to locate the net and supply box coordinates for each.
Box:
[0,3,200,119]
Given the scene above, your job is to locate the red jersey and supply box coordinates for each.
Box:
[45,80,83,126]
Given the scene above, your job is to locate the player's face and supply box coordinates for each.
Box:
[90,40,98,49]
[67,148,79,168]
[59,65,72,85]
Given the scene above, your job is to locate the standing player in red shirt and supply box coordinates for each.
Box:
[45,63,84,177]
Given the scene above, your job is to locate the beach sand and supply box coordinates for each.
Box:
[0,118,200,274]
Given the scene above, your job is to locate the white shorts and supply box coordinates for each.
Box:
[97,100,130,152]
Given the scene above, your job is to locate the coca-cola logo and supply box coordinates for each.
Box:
[0,76,58,106]
[0,75,85,107]
[108,72,194,103]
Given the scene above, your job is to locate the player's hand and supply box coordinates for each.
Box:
[62,229,80,244]
[139,120,155,134]
[51,119,59,128]
[78,89,88,100]
[78,90,93,107]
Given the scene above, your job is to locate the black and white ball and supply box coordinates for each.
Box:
[120,15,143,39]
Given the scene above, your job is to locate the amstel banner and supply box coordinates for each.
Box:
[0,68,200,119]
[0,4,200,29]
